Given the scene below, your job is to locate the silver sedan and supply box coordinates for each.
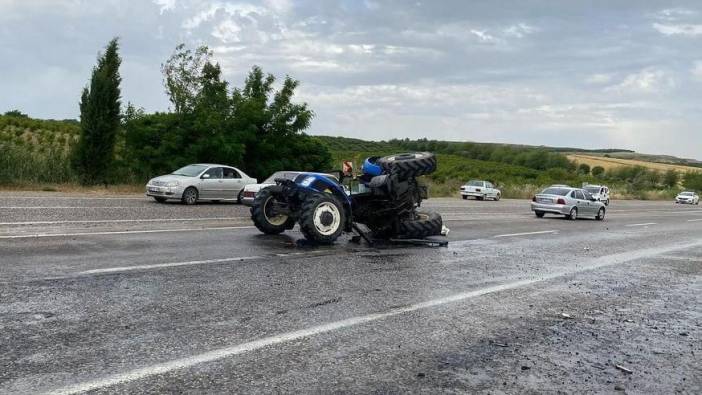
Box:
[146,164,257,204]
[531,186,606,220]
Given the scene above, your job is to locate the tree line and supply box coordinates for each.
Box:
[70,39,331,185]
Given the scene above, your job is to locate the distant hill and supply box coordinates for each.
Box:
[568,154,702,174]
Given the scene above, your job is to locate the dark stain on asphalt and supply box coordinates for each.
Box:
[306,297,342,309]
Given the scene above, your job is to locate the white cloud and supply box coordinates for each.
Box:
[152,0,176,14]
[656,8,696,22]
[606,68,675,93]
[503,23,536,38]
[652,22,702,36]
[585,73,612,84]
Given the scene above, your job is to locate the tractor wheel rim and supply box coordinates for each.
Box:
[313,202,341,235]
[263,196,288,226]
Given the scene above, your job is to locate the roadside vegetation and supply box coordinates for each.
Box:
[1,39,700,200]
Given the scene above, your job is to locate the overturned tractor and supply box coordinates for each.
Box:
[251,152,443,244]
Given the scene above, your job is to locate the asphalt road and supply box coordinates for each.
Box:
[1,193,701,394]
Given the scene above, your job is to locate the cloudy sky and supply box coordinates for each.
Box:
[1,0,702,158]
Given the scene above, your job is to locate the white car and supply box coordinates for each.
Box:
[241,171,340,206]
[583,184,610,206]
[460,180,501,201]
[675,191,699,205]
[146,164,257,205]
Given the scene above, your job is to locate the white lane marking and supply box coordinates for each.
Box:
[494,230,557,238]
[47,240,702,395]
[1,196,143,200]
[687,219,702,222]
[0,226,255,239]
[0,206,143,209]
[0,217,246,226]
[79,256,264,274]
[78,251,331,275]
[624,222,657,227]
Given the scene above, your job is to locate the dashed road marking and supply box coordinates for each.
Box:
[624,222,657,227]
[493,230,557,238]
[76,251,331,275]
[687,219,702,222]
[0,217,247,226]
[0,226,255,239]
[78,256,264,275]
[46,240,702,395]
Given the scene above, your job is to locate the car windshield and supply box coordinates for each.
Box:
[681,192,695,196]
[264,172,300,183]
[541,188,571,196]
[585,187,601,194]
[467,180,483,186]
[171,164,208,177]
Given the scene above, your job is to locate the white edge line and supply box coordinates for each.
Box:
[46,240,702,395]
[78,256,264,275]
[687,219,702,222]
[0,226,255,239]
[624,222,657,227]
[493,230,557,238]
[0,217,247,226]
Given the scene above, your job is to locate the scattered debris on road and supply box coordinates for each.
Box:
[615,364,633,374]
[560,313,574,319]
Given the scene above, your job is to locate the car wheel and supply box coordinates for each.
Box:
[595,207,605,221]
[153,197,167,203]
[462,195,468,200]
[181,187,198,205]
[566,207,577,220]
[237,190,244,204]
[494,193,501,201]
[299,193,345,244]
[251,188,294,235]
[535,211,545,218]
[477,195,484,201]
[398,211,443,239]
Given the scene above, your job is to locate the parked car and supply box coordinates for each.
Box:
[460,180,501,201]
[675,191,700,205]
[531,186,606,220]
[146,164,257,204]
[583,184,610,206]
[241,171,339,206]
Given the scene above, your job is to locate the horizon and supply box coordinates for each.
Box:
[2,1,702,159]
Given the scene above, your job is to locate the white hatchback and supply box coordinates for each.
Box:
[583,184,610,206]
[460,180,501,201]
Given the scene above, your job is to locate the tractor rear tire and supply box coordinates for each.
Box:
[376,152,437,178]
[299,193,345,244]
[398,211,443,239]
[251,188,294,235]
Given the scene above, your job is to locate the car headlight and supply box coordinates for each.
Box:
[166,181,180,187]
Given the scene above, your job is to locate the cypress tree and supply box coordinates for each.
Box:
[72,38,122,185]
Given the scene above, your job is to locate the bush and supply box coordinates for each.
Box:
[591,166,605,177]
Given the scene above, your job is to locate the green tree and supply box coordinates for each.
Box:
[71,38,122,185]
[591,166,605,178]
[4,110,28,118]
[662,169,679,188]
[578,163,591,174]
[161,43,212,113]
[683,172,702,191]
[233,66,329,178]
